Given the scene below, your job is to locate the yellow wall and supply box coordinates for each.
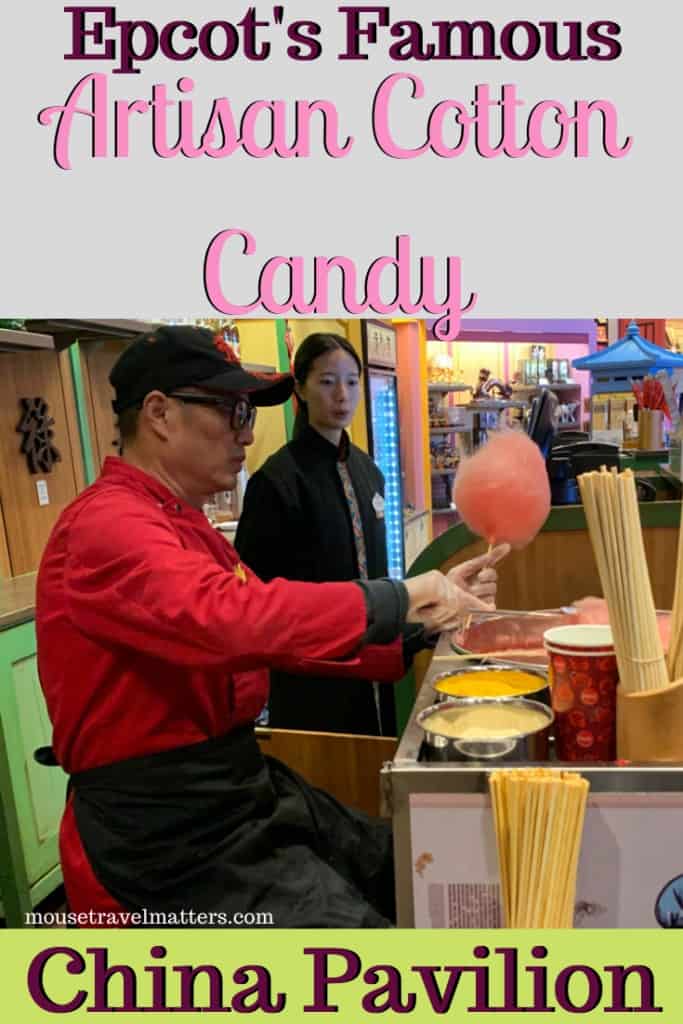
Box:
[287,318,370,453]
[238,319,287,474]
[288,319,349,347]
[667,320,683,352]
[451,342,506,398]
[427,339,561,395]
[345,320,369,452]
[254,318,410,459]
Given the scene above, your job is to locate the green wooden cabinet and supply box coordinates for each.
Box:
[0,619,65,925]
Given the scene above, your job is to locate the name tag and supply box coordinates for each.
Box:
[372,492,385,519]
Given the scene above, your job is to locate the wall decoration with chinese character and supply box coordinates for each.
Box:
[17,397,62,473]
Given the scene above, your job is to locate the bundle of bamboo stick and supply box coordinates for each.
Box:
[578,467,670,693]
[489,767,590,928]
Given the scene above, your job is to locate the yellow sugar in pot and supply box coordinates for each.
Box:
[433,666,548,699]
[422,702,550,740]
[418,696,554,762]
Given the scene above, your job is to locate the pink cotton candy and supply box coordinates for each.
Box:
[453,431,551,547]
[574,597,671,652]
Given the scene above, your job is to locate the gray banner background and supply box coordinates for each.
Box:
[0,2,678,316]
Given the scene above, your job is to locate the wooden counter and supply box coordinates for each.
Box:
[411,501,681,609]
[0,573,36,632]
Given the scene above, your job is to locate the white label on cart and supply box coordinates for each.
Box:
[409,792,683,929]
[36,480,49,506]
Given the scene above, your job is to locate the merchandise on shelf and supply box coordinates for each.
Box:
[427,351,458,384]
[430,442,459,470]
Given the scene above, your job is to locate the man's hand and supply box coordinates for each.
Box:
[403,562,493,635]
[402,545,510,635]
[447,543,510,609]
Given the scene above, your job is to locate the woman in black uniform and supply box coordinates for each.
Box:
[235,332,503,736]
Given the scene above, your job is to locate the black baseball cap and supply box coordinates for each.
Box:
[110,324,294,414]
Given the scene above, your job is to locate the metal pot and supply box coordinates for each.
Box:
[432,663,550,707]
[418,696,554,763]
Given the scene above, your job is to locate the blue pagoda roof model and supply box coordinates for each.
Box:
[573,321,683,394]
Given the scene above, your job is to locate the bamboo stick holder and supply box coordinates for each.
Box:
[617,679,683,762]
[637,409,664,451]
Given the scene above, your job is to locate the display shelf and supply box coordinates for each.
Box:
[511,382,580,394]
[427,383,471,393]
[403,508,430,524]
[0,329,54,352]
[430,467,458,476]
[468,399,528,411]
[431,505,459,514]
[429,426,469,435]
[24,319,154,350]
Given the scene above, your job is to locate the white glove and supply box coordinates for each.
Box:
[447,543,510,610]
[403,577,482,637]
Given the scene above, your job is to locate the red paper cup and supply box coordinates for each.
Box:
[543,625,617,762]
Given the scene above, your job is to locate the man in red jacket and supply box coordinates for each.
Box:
[36,325,502,927]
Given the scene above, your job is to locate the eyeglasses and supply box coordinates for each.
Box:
[168,393,257,431]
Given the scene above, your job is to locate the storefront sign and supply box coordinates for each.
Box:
[17,397,62,473]
[365,322,397,368]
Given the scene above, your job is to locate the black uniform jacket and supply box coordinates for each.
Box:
[235,426,397,735]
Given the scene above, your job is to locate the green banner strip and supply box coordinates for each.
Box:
[275,319,294,442]
[3,930,680,1020]
[68,342,96,486]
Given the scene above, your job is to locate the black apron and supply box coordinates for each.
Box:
[69,727,395,928]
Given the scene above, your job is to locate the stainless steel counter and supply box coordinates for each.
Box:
[384,636,683,926]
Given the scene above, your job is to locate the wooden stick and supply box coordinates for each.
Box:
[580,472,632,688]
[462,541,495,637]
[489,769,590,929]
[519,778,541,927]
[620,472,668,691]
[508,774,522,927]
[597,470,633,689]
[528,778,554,927]
[489,773,511,926]
[562,777,590,926]
[579,468,669,693]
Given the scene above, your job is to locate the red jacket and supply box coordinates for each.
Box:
[36,457,404,914]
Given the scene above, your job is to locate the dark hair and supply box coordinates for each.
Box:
[116,406,141,451]
[293,333,362,438]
